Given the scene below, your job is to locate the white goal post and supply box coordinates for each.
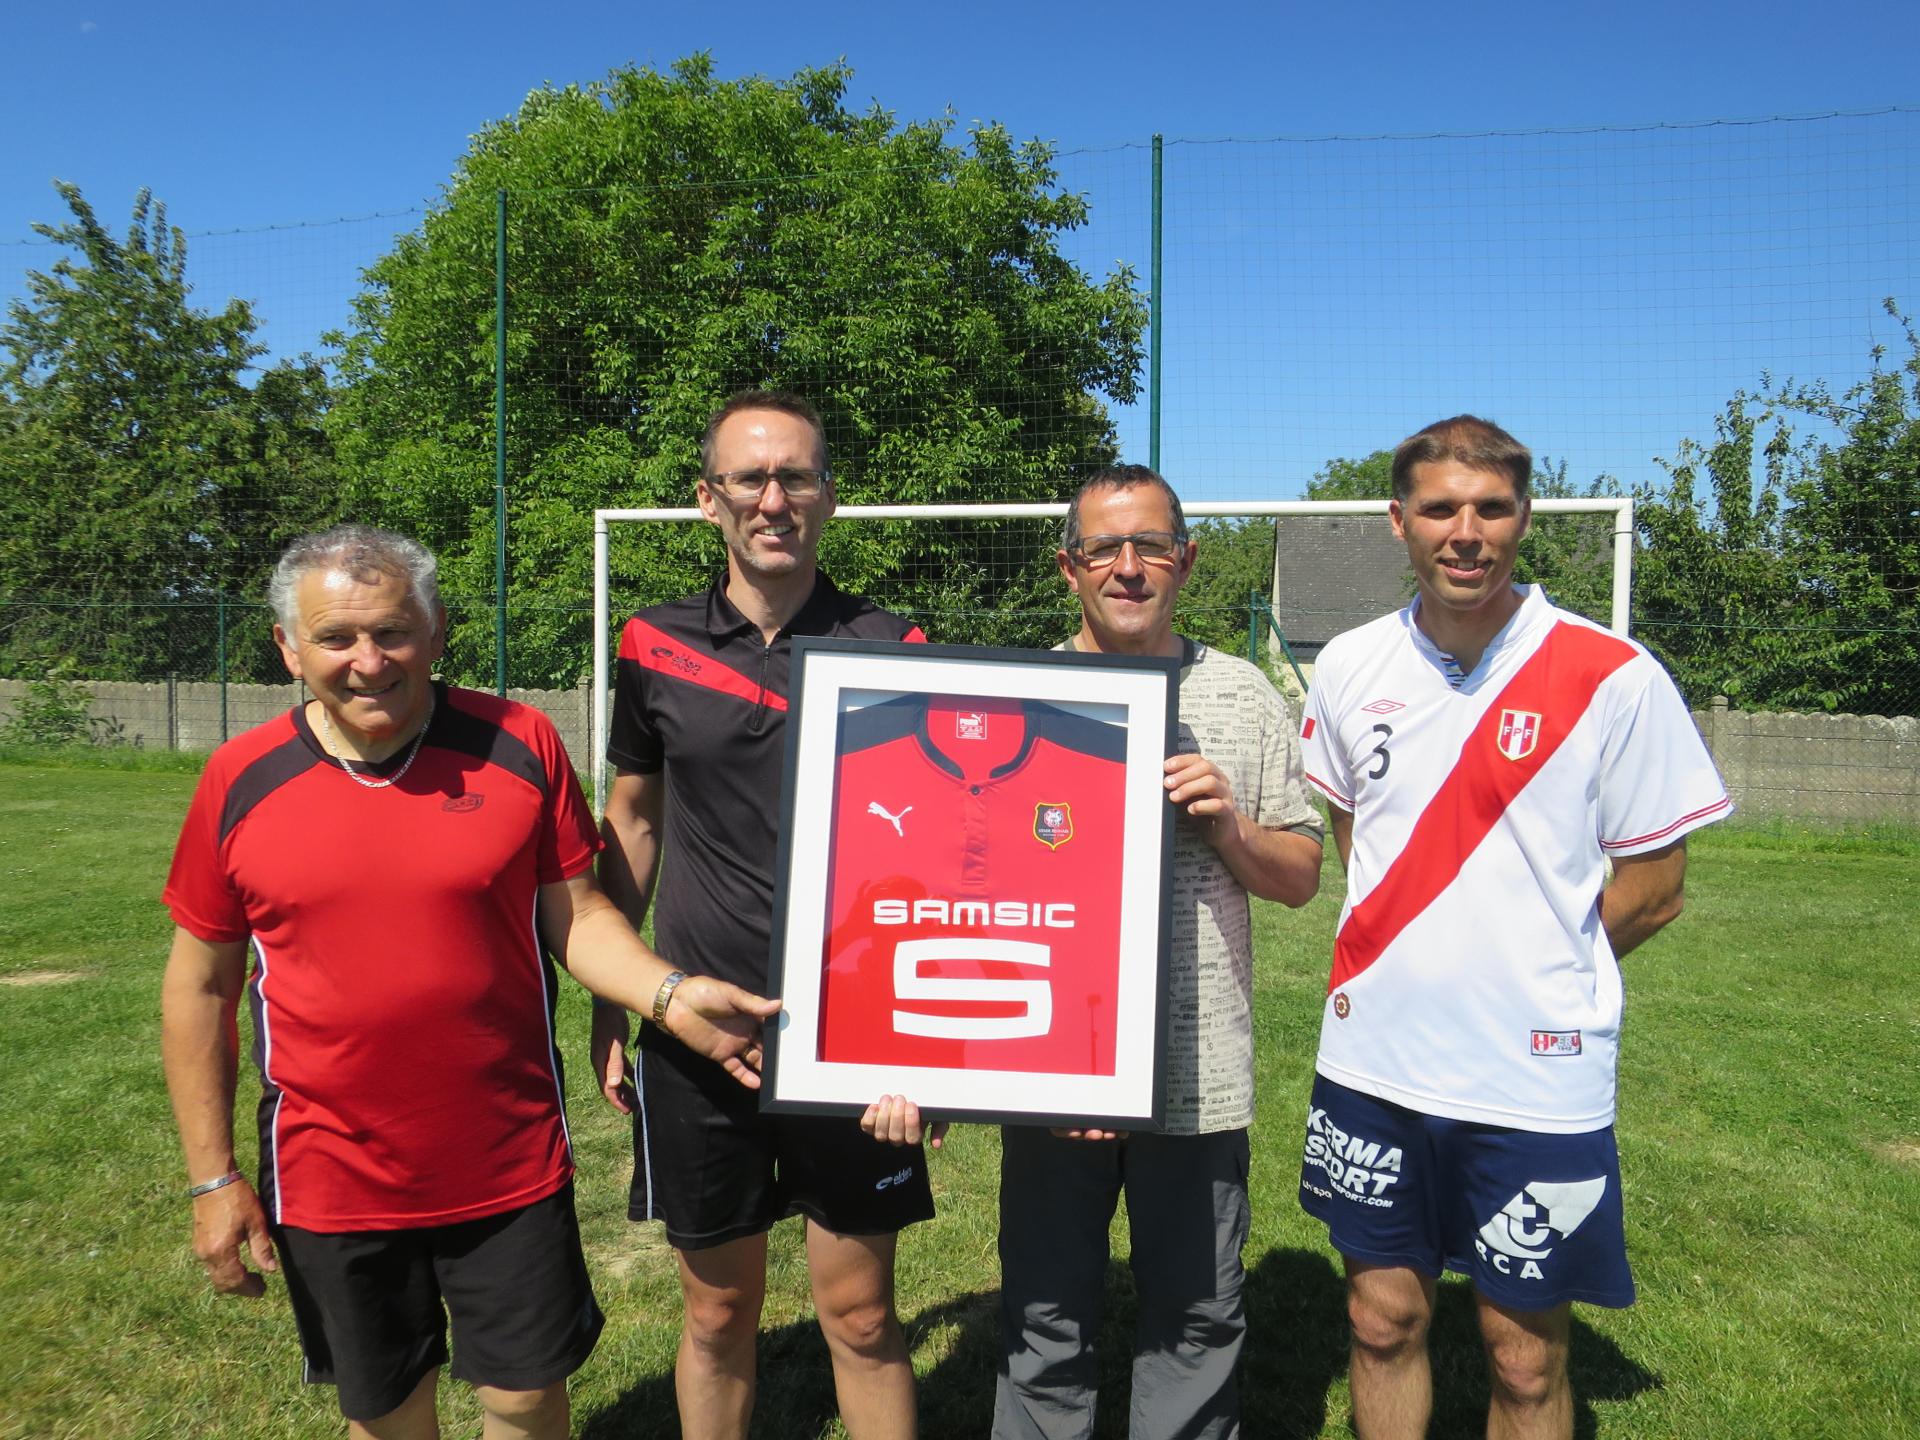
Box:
[589,498,1634,809]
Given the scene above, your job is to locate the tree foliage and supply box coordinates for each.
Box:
[0,184,336,680]
[331,56,1148,684]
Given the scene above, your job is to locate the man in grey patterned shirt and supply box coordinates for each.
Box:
[995,464,1326,1439]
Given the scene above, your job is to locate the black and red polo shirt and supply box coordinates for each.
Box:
[163,684,600,1230]
[608,573,924,999]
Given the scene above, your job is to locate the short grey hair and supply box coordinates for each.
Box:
[270,524,442,635]
[1060,464,1190,553]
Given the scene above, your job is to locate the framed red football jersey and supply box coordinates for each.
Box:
[764,639,1178,1130]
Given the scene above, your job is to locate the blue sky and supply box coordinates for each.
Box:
[4,1,1917,499]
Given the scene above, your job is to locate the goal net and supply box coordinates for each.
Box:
[588,499,1633,807]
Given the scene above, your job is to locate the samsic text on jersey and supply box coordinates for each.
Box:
[816,695,1127,1075]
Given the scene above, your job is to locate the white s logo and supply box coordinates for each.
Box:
[891,938,1052,1040]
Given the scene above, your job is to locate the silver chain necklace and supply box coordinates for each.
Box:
[317,691,436,790]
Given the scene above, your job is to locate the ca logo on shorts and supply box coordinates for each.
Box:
[1475,1177,1606,1281]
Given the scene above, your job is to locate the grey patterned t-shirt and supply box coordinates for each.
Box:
[1155,641,1323,1133]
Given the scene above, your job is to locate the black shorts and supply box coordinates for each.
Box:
[274,1182,604,1421]
[632,1036,935,1250]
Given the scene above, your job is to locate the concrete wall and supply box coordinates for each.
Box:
[1695,696,1918,826]
[4,678,1915,826]
[0,677,602,772]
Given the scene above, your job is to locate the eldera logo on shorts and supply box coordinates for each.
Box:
[1302,1105,1403,1207]
[1475,1178,1607,1281]
[875,1165,916,1191]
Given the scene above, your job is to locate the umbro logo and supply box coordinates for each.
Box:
[867,801,912,837]
[1361,698,1405,714]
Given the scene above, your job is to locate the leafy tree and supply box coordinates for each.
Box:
[1177,518,1277,657]
[1630,398,1800,705]
[0,184,337,681]
[330,56,1147,684]
[1633,306,1920,713]
[1766,302,1920,714]
[1305,450,1393,501]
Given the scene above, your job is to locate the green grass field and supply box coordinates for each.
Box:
[1,751,1915,1438]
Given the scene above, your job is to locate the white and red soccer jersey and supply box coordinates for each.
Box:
[1300,587,1731,1132]
[163,686,599,1230]
[816,695,1128,1076]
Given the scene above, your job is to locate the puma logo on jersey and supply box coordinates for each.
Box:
[867,801,912,836]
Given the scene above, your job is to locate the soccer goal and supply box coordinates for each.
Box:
[588,498,1634,809]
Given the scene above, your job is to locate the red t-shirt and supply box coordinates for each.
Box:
[163,685,599,1230]
[817,695,1128,1076]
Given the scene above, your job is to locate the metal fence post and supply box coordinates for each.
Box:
[217,595,229,742]
[1149,133,1163,473]
[494,187,510,696]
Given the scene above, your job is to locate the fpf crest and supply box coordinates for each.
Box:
[1496,709,1541,761]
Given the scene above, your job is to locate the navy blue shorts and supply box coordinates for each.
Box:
[1297,1075,1634,1311]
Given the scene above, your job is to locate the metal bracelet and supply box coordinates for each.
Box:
[651,970,687,1027]
[187,1169,244,1199]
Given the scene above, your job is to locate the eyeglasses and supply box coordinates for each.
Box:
[704,467,831,500]
[1070,531,1184,568]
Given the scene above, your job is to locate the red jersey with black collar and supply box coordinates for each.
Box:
[162,685,600,1229]
[609,574,925,1005]
[816,695,1129,1075]
[1299,587,1731,1132]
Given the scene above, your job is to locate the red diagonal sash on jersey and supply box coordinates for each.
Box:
[618,618,787,712]
[1329,621,1636,995]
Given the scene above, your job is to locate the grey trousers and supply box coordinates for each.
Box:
[993,1125,1251,1440]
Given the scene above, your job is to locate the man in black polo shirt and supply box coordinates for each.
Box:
[593,390,933,1440]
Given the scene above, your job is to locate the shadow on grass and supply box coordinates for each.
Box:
[1425,1280,1661,1440]
[579,1249,1657,1438]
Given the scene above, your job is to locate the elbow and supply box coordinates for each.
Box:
[1277,860,1322,908]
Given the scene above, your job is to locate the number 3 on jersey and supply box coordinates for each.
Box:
[1366,723,1392,780]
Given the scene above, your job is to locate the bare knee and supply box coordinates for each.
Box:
[474,1380,568,1430]
[818,1292,900,1359]
[1479,1297,1570,1416]
[682,1283,764,1353]
[1485,1328,1567,1409]
[1347,1276,1431,1362]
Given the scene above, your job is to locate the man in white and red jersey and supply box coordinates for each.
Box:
[593,391,931,1440]
[1297,416,1732,1440]
[869,466,1325,1440]
[161,525,776,1440]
